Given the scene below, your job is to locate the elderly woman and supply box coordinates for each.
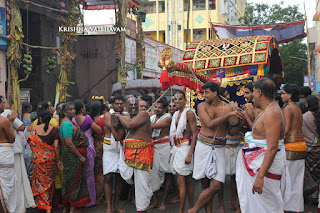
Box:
[59,102,90,212]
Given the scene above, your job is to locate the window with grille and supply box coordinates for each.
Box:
[193,0,206,10]
[158,1,165,13]
[140,2,156,13]
[209,0,216,10]
[193,30,203,39]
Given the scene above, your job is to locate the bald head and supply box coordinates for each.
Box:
[254,78,275,99]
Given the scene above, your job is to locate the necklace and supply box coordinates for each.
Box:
[252,101,276,130]
[257,101,275,117]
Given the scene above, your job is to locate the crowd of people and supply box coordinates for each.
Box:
[0,77,319,213]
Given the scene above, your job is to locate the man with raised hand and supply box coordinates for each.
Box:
[103,96,126,213]
[169,91,197,213]
[148,97,172,211]
[236,78,289,213]
[113,96,154,213]
[188,82,244,213]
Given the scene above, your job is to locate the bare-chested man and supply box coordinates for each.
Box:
[0,96,16,212]
[169,91,197,213]
[188,82,244,213]
[148,98,172,211]
[235,78,288,213]
[113,97,153,213]
[103,96,126,213]
[281,84,306,213]
[243,82,261,130]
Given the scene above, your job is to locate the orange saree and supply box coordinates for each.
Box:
[29,130,56,210]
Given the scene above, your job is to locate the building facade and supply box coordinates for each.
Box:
[140,0,246,50]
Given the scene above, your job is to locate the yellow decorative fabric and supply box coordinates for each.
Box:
[284,134,307,160]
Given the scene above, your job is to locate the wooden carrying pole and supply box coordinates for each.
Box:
[304,3,312,88]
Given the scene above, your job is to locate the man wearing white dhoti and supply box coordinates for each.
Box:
[147,97,172,211]
[0,96,16,213]
[188,82,244,213]
[235,78,290,213]
[169,91,198,213]
[103,96,126,213]
[1,108,36,212]
[281,84,306,212]
[113,97,154,213]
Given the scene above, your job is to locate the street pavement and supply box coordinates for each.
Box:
[26,176,319,213]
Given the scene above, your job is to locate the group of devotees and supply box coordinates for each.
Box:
[0,77,314,213]
[103,77,308,213]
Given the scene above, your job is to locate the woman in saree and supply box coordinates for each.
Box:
[28,110,61,212]
[302,95,320,210]
[72,99,102,207]
[90,101,105,204]
[59,102,90,212]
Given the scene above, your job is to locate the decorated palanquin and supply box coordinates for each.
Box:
[159,35,284,107]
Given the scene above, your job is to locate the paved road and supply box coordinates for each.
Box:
[27,176,319,213]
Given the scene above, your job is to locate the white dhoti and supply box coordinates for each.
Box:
[193,137,226,182]
[3,111,36,212]
[284,159,305,212]
[150,137,171,192]
[9,153,36,212]
[118,145,133,184]
[225,146,240,175]
[103,135,121,174]
[225,134,241,175]
[170,139,193,176]
[119,139,153,211]
[236,132,290,213]
[0,144,14,212]
[134,168,153,211]
[169,108,197,177]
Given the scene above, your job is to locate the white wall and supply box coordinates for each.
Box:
[83,8,116,26]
